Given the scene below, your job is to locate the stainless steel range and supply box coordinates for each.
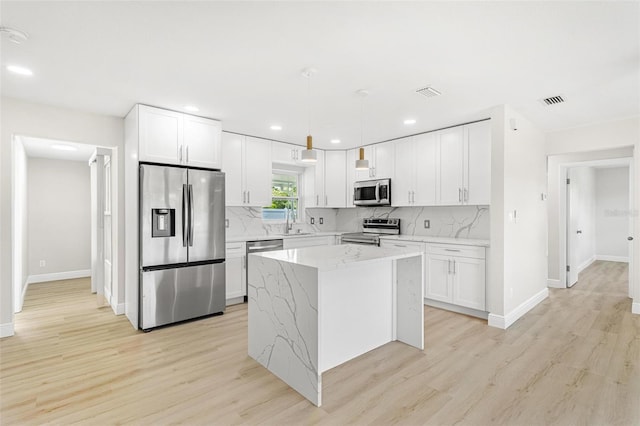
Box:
[340,218,401,246]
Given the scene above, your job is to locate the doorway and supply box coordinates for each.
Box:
[563,158,633,295]
[11,135,117,319]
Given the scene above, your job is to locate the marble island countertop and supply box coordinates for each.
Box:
[251,243,423,271]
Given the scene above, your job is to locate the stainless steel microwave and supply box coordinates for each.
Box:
[353,178,391,206]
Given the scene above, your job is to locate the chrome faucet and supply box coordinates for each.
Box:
[285,206,293,235]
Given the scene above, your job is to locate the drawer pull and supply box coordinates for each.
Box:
[445,249,461,252]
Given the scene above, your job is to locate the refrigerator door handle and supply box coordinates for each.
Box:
[182,184,188,247]
[188,184,195,246]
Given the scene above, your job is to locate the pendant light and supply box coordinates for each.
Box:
[355,89,370,170]
[300,67,317,163]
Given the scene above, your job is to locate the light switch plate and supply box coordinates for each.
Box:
[319,217,324,225]
[310,217,315,225]
[424,220,430,229]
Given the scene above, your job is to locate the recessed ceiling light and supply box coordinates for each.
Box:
[404,119,416,125]
[184,105,199,112]
[6,65,33,76]
[270,125,282,131]
[52,144,78,152]
[330,139,341,144]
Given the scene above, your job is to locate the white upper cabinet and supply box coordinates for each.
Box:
[303,150,325,208]
[323,150,347,208]
[139,106,183,164]
[437,121,491,206]
[138,105,221,169]
[393,134,437,206]
[183,115,222,169]
[438,127,466,205]
[464,120,491,205]
[371,141,395,180]
[271,141,305,165]
[221,132,272,207]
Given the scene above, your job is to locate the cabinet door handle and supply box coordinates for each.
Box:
[445,248,461,252]
[247,191,251,204]
[408,191,411,204]
[458,188,462,202]
[242,191,246,204]
[186,145,189,163]
[453,260,457,274]
[447,259,451,274]
[412,191,415,204]
[179,145,183,162]
[325,195,328,206]
[464,188,468,202]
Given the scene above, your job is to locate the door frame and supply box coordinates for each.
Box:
[559,157,633,291]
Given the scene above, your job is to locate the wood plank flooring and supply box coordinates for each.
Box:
[1,260,638,425]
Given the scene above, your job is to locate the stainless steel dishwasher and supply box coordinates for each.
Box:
[245,239,284,302]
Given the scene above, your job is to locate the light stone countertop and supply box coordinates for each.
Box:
[250,243,423,271]
[226,231,343,243]
[379,235,490,247]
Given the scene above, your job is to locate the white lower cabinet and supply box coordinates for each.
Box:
[225,242,246,304]
[425,244,486,311]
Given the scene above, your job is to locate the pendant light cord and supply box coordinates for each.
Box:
[307,74,311,135]
[360,96,364,146]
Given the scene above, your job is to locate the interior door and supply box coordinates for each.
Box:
[628,163,635,298]
[188,169,225,262]
[567,169,579,287]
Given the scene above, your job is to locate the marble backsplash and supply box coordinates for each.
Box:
[226,205,489,240]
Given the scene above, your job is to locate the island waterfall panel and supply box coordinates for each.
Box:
[248,244,424,406]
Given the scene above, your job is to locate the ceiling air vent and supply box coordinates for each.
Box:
[416,86,441,98]
[541,95,565,106]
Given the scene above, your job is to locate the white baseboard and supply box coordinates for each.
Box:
[577,256,597,274]
[632,302,640,315]
[0,322,15,338]
[488,288,549,330]
[27,269,91,284]
[112,303,125,315]
[423,298,488,320]
[226,296,245,307]
[547,278,564,289]
[595,255,629,263]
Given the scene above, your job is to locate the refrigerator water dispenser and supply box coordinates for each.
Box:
[151,208,175,237]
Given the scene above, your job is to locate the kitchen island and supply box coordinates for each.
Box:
[247,244,424,406]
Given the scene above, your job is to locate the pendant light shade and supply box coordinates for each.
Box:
[301,67,317,163]
[301,135,317,162]
[355,147,369,170]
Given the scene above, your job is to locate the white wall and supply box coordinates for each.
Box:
[12,137,29,312]
[547,147,633,281]
[595,167,629,261]
[27,158,91,278]
[487,105,548,327]
[1,97,125,337]
[570,167,597,271]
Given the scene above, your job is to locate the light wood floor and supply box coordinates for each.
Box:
[1,261,638,425]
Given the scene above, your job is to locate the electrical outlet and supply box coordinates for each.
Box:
[319,217,324,225]
[310,217,315,225]
[424,220,430,229]
[39,260,45,267]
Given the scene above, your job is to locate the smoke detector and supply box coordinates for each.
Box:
[416,86,441,98]
[0,27,29,44]
[540,95,565,106]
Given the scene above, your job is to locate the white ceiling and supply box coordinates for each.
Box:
[1,1,638,149]
[21,136,97,162]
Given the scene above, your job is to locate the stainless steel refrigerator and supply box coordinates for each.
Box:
[139,163,225,330]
